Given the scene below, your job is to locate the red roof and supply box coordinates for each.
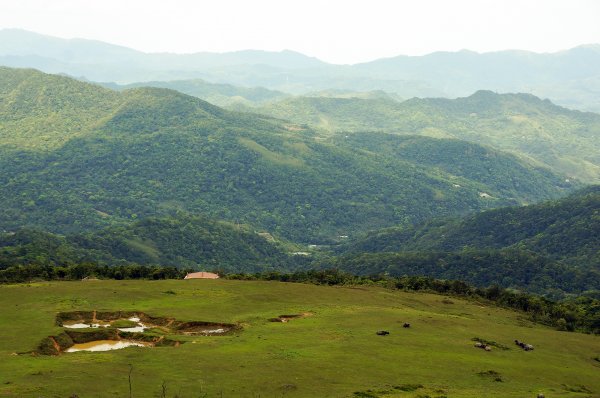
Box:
[184,272,220,279]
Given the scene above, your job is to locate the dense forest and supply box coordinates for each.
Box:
[0,214,299,273]
[333,187,600,297]
[344,186,599,261]
[0,67,597,301]
[0,67,575,243]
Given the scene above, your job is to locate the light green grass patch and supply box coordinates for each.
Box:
[0,280,598,397]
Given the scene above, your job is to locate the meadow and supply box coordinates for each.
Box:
[0,279,598,397]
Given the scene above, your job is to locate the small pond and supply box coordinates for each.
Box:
[66,339,152,352]
[63,316,149,332]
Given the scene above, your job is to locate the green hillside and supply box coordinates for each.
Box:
[346,186,599,258]
[0,66,119,150]
[0,214,293,272]
[1,279,599,397]
[0,68,575,243]
[251,91,600,182]
[333,187,600,296]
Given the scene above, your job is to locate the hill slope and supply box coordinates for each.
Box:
[1,280,599,397]
[0,215,293,272]
[333,187,600,296]
[251,92,600,182]
[0,68,576,243]
[347,186,600,258]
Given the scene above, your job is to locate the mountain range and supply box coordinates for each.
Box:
[0,67,575,244]
[247,91,600,183]
[1,29,600,112]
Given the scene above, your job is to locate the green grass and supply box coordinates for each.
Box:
[110,319,139,328]
[0,280,598,397]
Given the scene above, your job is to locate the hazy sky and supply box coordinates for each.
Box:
[1,0,599,64]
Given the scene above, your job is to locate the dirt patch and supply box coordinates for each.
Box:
[268,312,313,323]
[32,310,239,355]
[56,311,144,326]
[35,329,181,355]
[56,311,237,335]
[174,321,239,336]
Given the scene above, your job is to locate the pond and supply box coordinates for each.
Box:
[63,317,149,332]
[65,339,152,352]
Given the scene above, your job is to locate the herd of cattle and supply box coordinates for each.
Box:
[376,325,535,354]
[474,339,535,352]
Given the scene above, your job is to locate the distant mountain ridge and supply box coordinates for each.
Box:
[101,78,287,107]
[1,29,600,111]
[249,91,600,183]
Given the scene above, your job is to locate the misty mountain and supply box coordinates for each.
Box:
[2,29,600,111]
[102,79,287,107]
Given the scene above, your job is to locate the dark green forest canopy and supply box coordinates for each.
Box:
[0,67,576,242]
[344,185,600,259]
[0,214,297,273]
[333,187,600,297]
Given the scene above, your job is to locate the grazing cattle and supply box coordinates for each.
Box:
[473,342,491,351]
[376,330,389,336]
[537,394,545,398]
[515,339,534,351]
[403,323,411,328]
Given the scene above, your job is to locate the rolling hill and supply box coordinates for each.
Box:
[332,187,600,296]
[0,214,293,272]
[250,91,600,182]
[1,279,599,397]
[0,67,576,243]
[345,186,600,257]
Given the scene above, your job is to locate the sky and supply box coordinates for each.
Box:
[1,0,599,64]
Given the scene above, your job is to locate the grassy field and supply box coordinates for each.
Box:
[0,280,598,398]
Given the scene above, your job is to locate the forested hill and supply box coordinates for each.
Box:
[249,91,600,182]
[327,187,600,296]
[0,67,576,243]
[345,185,600,262]
[0,214,294,273]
